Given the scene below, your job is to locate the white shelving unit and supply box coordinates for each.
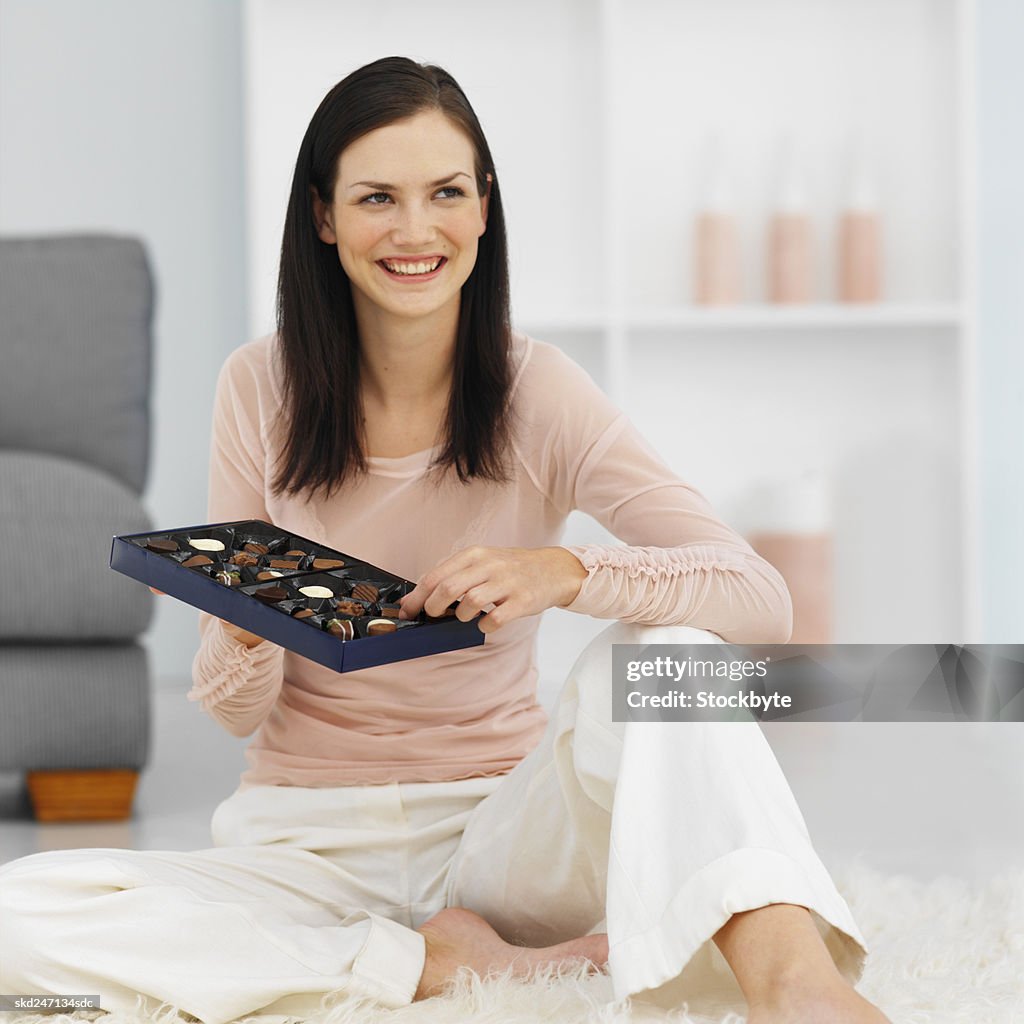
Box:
[245,0,978,656]
[515,0,978,645]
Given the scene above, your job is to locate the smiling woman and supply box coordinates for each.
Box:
[275,67,513,497]
[0,55,890,1024]
[311,110,490,349]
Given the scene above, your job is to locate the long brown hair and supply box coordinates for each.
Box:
[271,56,516,501]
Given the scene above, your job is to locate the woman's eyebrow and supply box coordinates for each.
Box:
[347,171,472,191]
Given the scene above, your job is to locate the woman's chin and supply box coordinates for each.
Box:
[378,292,462,323]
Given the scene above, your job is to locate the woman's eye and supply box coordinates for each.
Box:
[360,187,465,206]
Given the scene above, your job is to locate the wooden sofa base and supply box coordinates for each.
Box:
[26,769,140,822]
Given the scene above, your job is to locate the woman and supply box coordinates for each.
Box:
[0,57,890,1024]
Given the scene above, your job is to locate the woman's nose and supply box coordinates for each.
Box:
[390,200,436,245]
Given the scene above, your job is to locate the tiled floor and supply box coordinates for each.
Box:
[2,686,1023,885]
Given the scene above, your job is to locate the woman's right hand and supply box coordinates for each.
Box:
[148,587,267,648]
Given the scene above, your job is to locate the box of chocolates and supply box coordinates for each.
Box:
[109,519,484,672]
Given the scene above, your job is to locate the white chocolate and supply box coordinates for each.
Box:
[299,585,334,599]
[189,538,225,552]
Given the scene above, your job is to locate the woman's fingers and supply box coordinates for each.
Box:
[399,552,489,618]
[455,582,504,622]
[397,546,560,631]
[400,574,475,619]
[149,587,165,596]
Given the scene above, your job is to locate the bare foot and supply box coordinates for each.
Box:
[413,907,609,1001]
[748,970,892,1024]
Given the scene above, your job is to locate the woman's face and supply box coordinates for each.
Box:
[312,108,490,328]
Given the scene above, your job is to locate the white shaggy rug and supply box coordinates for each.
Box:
[7,860,1023,1024]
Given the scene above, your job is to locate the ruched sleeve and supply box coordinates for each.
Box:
[517,342,792,643]
[187,343,285,737]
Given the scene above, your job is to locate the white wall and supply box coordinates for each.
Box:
[977,0,1024,642]
[0,0,247,689]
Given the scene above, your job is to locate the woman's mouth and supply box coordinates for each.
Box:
[377,256,447,281]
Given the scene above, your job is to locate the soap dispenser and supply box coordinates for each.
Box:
[837,129,883,302]
[693,134,742,305]
[767,135,814,304]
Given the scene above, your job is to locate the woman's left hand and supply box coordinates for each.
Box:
[397,546,588,634]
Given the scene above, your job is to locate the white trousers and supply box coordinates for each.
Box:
[0,623,867,1024]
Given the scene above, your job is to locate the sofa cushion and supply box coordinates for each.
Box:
[0,643,150,771]
[0,451,154,641]
[0,235,153,494]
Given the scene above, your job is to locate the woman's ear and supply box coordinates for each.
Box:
[310,186,337,244]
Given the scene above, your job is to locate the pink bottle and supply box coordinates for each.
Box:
[837,133,882,302]
[695,213,741,304]
[694,137,741,305]
[745,470,833,644]
[767,137,814,304]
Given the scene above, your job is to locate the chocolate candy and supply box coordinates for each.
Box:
[285,549,308,557]
[230,552,259,567]
[335,598,366,617]
[215,570,242,586]
[366,618,397,636]
[351,582,379,603]
[256,570,283,581]
[378,603,401,618]
[243,542,269,555]
[254,585,288,604]
[325,617,355,640]
[189,538,225,552]
[299,585,334,599]
[312,557,345,571]
[269,558,300,569]
[146,538,178,553]
[182,554,213,568]
[291,608,316,620]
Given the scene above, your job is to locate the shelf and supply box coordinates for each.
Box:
[516,303,963,335]
[627,304,964,331]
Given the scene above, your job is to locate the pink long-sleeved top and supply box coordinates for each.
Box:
[188,330,792,789]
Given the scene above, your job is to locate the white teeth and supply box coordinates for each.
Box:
[382,258,442,275]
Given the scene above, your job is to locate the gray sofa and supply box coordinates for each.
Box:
[0,235,156,821]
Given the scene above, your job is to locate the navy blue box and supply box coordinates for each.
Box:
[109,518,484,672]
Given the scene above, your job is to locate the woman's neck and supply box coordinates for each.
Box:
[354,302,457,412]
